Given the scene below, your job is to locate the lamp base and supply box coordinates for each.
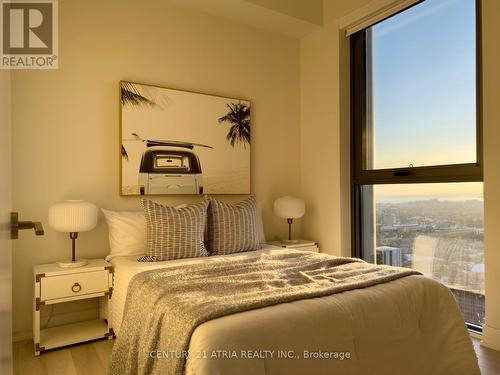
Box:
[57,259,88,268]
[281,239,299,245]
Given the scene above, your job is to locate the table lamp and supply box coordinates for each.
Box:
[273,196,305,244]
[49,200,98,268]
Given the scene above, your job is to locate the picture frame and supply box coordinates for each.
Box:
[119,81,251,196]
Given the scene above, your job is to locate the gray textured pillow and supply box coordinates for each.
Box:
[138,199,208,262]
[206,196,261,255]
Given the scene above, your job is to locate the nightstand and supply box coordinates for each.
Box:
[267,239,319,253]
[33,259,114,355]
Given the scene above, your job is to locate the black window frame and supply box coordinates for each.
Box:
[350,0,483,328]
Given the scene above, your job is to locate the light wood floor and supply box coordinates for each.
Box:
[13,339,114,375]
[13,337,500,374]
[474,338,500,375]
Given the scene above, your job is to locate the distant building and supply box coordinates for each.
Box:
[381,212,396,226]
[376,246,402,267]
[396,223,421,232]
[380,225,398,232]
[380,223,421,232]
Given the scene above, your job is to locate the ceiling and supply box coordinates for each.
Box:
[166,0,324,38]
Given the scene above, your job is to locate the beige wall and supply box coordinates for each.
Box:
[11,0,301,337]
[481,0,500,351]
[0,70,12,373]
[300,21,341,255]
[300,0,371,256]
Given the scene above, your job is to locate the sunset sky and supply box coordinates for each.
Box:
[371,0,480,200]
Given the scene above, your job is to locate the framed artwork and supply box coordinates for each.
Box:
[120,81,251,195]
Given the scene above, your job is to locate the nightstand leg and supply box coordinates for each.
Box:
[33,279,41,356]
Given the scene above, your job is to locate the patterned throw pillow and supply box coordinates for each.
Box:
[138,199,209,262]
[206,196,261,255]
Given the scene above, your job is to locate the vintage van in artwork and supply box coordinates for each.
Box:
[138,141,210,195]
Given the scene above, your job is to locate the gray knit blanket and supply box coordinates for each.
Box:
[109,250,420,375]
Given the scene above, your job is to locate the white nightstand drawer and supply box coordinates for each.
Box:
[40,270,109,301]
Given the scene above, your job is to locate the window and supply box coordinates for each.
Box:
[155,155,191,170]
[351,0,483,329]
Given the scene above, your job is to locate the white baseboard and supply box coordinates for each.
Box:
[481,324,500,351]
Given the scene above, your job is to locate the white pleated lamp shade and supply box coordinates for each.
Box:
[49,200,98,233]
[273,196,305,219]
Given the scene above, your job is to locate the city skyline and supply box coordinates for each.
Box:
[375,182,483,202]
[374,197,484,324]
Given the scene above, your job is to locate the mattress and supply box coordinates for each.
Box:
[108,248,479,375]
[108,245,282,334]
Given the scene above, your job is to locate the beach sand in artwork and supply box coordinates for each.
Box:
[121,169,249,195]
[203,169,250,194]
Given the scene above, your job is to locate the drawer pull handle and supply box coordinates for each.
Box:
[71,283,82,293]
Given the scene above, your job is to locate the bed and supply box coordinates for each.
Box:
[106,246,480,375]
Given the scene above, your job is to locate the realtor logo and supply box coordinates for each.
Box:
[1,0,58,69]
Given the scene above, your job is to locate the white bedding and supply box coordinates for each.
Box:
[108,245,281,334]
[108,248,479,374]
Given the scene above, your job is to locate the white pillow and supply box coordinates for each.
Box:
[102,208,147,260]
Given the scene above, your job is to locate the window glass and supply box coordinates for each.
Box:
[361,182,484,326]
[364,0,477,170]
[155,155,191,170]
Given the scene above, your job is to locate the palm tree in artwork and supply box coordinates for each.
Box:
[121,82,157,160]
[121,145,129,161]
[218,102,251,148]
[121,81,156,107]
